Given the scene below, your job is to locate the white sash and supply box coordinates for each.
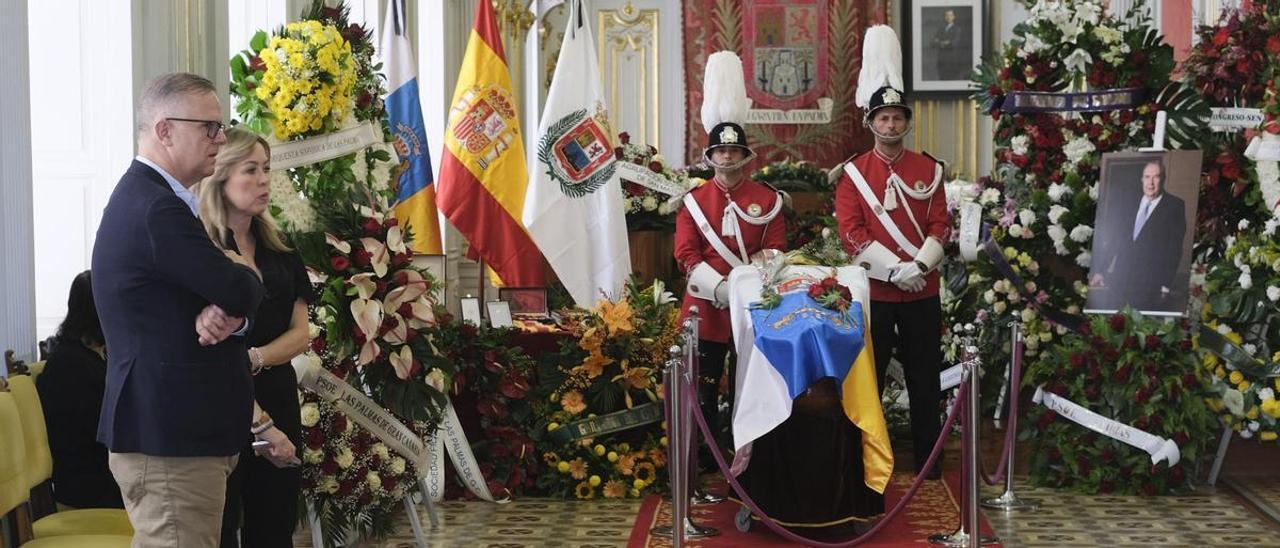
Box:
[1032,386,1181,466]
[683,193,747,267]
[844,163,920,256]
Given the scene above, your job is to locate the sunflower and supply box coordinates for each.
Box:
[543,452,560,466]
[574,480,595,500]
[602,480,626,499]
[634,462,656,483]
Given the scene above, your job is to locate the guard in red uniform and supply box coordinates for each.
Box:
[675,51,786,448]
[835,25,950,479]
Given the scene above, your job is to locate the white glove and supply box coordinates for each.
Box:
[713,279,730,309]
[890,261,926,292]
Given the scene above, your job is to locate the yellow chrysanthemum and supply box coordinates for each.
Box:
[1229,371,1244,385]
[1262,431,1278,442]
[589,475,602,487]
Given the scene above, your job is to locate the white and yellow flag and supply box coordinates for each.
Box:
[523,0,631,307]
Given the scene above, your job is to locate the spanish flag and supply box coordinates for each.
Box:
[380,0,442,254]
[436,0,546,286]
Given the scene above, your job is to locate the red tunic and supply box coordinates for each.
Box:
[675,178,787,343]
[835,149,951,302]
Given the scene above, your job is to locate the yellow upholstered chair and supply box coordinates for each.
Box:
[5,375,133,540]
[25,362,45,381]
[0,391,131,548]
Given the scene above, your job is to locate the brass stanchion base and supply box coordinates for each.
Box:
[981,490,1040,510]
[651,517,721,539]
[927,529,999,546]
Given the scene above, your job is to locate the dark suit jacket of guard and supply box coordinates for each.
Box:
[92,160,265,457]
[1098,192,1186,308]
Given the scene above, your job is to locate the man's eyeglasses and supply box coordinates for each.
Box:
[166,117,227,139]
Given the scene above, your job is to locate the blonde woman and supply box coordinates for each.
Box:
[199,128,311,548]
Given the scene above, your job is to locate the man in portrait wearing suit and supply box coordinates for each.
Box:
[1090,159,1187,312]
[91,73,272,547]
[930,9,965,80]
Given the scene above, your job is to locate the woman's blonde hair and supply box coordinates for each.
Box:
[197,127,291,253]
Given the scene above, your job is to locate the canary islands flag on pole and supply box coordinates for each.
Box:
[380,0,442,254]
[727,265,893,493]
[436,0,546,286]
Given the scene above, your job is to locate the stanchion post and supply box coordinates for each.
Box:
[983,323,1040,510]
[930,342,999,546]
[651,309,719,541]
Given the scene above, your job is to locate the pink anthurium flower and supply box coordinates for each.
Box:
[350,298,383,365]
[360,237,390,277]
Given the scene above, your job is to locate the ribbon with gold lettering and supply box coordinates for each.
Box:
[995,88,1146,114]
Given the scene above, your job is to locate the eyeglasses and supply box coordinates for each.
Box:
[166,117,227,139]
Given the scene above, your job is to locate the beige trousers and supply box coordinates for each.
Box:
[109,452,238,548]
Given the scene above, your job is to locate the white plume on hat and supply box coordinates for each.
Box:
[700,51,753,132]
[855,25,904,109]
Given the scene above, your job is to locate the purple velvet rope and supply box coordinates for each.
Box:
[980,340,1023,486]
[683,372,971,547]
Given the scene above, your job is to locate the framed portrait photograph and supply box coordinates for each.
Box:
[498,287,550,319]
[1085,150,1203,317]
[486,301,514,328]
[459,297,483,326]
[904,0,987,96]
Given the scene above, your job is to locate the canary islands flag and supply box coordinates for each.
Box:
[436,0,546,286]
[727,265,893,493]
[380,0,442,254]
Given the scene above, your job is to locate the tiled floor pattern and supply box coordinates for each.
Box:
[292,475,1279,547]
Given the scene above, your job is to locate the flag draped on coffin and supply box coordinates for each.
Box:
[380,0,442,254]
[727,265,893,493]
[436,0,546,286]
[524,0,631,307]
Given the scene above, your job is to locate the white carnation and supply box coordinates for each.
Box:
[1008,224,1025,238]
[1062,136,1097,167]
[1244,343,1258,355]
[1010,135,1030,156]
[1075,251,1091,268]
[641,196,658,211]
[1021,308,1037,323]
[1069,225,1094,243]
[390,457,407,474]
[983,290,996,304]
[1217,324,1232,335]
[1047,183,1071,203]
[1019,209,1036,227]
[1239,219,1251,231]
[1248,421,1261,432]
[1259,388,1276,402]
[351,147,369,186]
[300,403,320,427]
[1240,272,1253,289]
[1269,286,1280,302]
[980,188,1001,205]
[1266,219,1280,237]
[1047,223,1067,243]
[336,448,355,469]
[373,443,390,460]
[320,478,339,494]
[993,301,1007,314]
[304,449,324,464]
[366,471,382,490]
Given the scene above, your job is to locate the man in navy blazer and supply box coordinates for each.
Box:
[92,73,266,548]
[1090,159,1187,313]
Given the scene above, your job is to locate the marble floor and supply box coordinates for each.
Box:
[293,434,1280,547]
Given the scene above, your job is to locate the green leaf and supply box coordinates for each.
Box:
[230,54,247,81]
[250,30,268,53]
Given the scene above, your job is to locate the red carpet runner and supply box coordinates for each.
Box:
[627,471,1002,547]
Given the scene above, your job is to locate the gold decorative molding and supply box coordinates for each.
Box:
[598,5,660,149]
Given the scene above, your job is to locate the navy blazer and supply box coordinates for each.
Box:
[92,160,265,457]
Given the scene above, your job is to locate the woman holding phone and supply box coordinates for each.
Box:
[199,128,312,547]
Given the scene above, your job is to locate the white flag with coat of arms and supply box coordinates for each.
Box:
[523,0,631,307]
